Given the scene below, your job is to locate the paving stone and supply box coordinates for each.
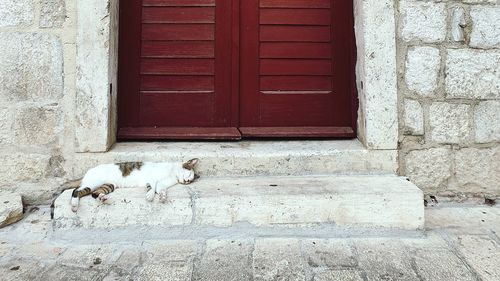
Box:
[456,235,500,281]
[301,239,357,268]
[58,245,121,269]
[0,257,51,281]
[40,265,104,281]
[426,206,500,235]
[413,249,476,281]
[194,239,253,281]
[137,240,197,281]
[356,239,420,281]
[253,238,306,281]
[313,269,364,281]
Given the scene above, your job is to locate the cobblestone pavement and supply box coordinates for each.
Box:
[0,205,499,281]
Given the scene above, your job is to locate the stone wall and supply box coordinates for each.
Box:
[0,0,498,204]
[0,0,75,203]
[398,0,500,200]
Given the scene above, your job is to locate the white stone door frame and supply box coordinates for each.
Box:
[75,0,398,153]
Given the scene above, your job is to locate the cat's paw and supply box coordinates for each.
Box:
[146,190,155,202]
[98,194,108,203]
[159,191,168,203]
[71,206,78,212]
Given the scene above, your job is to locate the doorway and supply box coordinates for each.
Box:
[118,0,357,140]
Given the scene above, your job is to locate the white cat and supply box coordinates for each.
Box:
[70,159,199,212]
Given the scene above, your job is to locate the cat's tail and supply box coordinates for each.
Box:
[50,179,82,219]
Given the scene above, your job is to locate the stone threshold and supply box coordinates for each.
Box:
[73,140,398,177]
[53,175,424,231]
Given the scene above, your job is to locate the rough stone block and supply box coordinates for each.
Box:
[73,140,398,178]
[429,103,471,144]
[253,239,306,281]
[470,6,500,48]
[53,186,192,228]
[194,240,253,281]
[0,153,51,183]
[75,0,115,152]
[403,99,424,135]
[475,101,500,143]
[40,0,66,28]
[400,1,447,43]
[446,49,500,99]
[354,0,399,150]
[450,6,466,43]
[0,193,23,228]
[454,147,500,194]
[194,176,424,230]
[0,32,63,102]
[0,0,34,27]
[405,47,441,96]
[13,106,60,146]
[405,147,452,190]
[0,106,14,146]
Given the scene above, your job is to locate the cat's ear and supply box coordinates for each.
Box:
[183,158,199,170]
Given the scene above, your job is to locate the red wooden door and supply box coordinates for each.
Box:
[118,0,357,140]
[118,0,239,139]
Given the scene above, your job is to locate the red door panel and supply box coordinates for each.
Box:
[239,0,356,137]
[118,0,237,139]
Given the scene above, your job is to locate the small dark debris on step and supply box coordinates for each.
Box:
[430,195,438,203]
[93,257,102,265]
[29,206,40,213]
[30,220,40,224]
[10,266,20,271]
[485,198,496,206]
[270,184,278,187]
[3,201,9,204]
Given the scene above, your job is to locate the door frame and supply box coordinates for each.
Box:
[74,0,399,152]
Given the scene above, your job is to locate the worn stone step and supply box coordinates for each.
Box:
[53,175,424,230]
[71,140,397,178]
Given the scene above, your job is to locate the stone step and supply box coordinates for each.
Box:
[71,140,397,178]
[53,175,424,230]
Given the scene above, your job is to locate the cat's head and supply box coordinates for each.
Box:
[178,158,200,185]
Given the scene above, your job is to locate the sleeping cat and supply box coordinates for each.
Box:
[70,158,199,212]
